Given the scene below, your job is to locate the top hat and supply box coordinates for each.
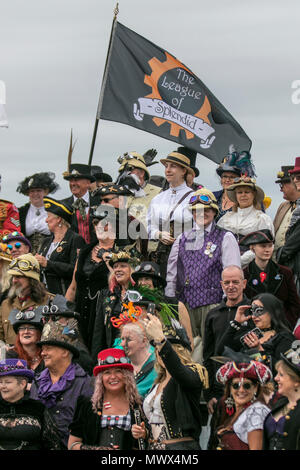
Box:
[17,172,59,196]
[2,232,32,252]
[43,197,73,225]
[7,253,40,281]
[288,157,300,175]
[63,164,95,182]
[226,177,265,205]
[40,295,80,320]
[90,165,112,183]
[275,166,294,184]
[9,305,44,334]
[280,340,300,377]
[37,318,81,358]
[160,148,195,176]
[93,348,133,376]
[0,359,34,381]
[239,229,274,247]
[132,262,167,289]
[188,187,219,214]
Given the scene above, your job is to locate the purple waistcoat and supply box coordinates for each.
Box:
[176,225,226,308]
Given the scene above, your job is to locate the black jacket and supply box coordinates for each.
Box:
[154,340,205,441]
[18,203,30,236]
[263,396,300,450]
[277,217,300,278]
[38,228,86,295]
[203,295,250,402]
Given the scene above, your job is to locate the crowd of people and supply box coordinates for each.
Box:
[0,145,299,451]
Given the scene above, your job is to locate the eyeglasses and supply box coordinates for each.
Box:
[291,174,300,182]
[189,194,214,206]
[250,304,266,317]
[7,242,22,249]
[231,381,254,390]
[18,326,38,332]
[221,175,236,180]
[98,356,130,366]
[9,259,39,273]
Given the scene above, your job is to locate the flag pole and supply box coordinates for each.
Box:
[88,3,119,166]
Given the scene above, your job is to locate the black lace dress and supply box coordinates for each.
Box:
[0,393,63,450]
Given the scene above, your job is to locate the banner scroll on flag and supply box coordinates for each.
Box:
[98,21,251,164]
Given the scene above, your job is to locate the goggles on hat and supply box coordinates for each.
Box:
[42,305,59,315]
[189,194,214,206]
[117,153,137,165]
[123,290,143,303]
[15,310,36,321]
[9,258,39,273]
[98,356,131,366]
[250,304,266,317]
[233,176,253,184]
[135,264,156,274]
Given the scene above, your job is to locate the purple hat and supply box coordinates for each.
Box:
[0,359,34,380]
[2,231,32,252]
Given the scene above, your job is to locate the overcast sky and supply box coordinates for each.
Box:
[1,0,300,217]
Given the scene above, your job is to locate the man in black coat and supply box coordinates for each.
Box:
[203,265,249,413]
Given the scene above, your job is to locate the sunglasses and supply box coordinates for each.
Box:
[189,194,214,206]
[231,381,254,390]
[7,242,22,249]
[98,356,130,366]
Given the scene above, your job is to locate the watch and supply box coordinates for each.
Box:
[153,337,166,347]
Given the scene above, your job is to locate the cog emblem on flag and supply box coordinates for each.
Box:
[133,52,216,149]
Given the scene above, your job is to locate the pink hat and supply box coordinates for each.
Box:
[288,157,300,174]
[93,348,133,376]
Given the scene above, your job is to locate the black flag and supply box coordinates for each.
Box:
[98,22,251,164]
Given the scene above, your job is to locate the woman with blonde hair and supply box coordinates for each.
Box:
[132,314,209,450]
[68,348,145,450]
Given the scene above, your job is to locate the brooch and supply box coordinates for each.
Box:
[204,242,217,258]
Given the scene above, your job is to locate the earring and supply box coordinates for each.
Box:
[225,395,235,416]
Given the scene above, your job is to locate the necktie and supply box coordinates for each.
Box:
[72,198,88,220]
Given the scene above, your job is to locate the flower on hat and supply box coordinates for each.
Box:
[277,171,284,178]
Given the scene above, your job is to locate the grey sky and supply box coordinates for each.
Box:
[1,0,299,217]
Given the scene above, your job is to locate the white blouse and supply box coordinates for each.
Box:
[233,401,270,444]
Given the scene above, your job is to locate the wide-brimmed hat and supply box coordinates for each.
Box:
[239,229,274,247]
[280,340,300,377]
[9,305,44,333]
[132,262,167,289]
[0,243,13,263]
[43,197,73,225]
[108,250,140,268]
[97,184,133,198]
[40,295,80,320]
[0,359,34,381]
[160,148,195,176]
[93,348,133,376]
[226,177,265,204]
[288,157,300,175]
[62,163,95,182]
[37,318,81,358]
[7,254,40,281]
[275,166,294,184]
[188,188,219,213]
[2,231,32,252]
[17,172,59,196]
[90,165,112,183]
[118,152,150,180]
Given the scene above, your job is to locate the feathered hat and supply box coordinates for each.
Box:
[17,172,59,196]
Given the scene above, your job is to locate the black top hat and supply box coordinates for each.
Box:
[17,172,59,195]
[63,164,95,182]
[8,306,44,334]
[280,340,300,377]
[176,147,199,177]
[43,197,73,224]
[37,318,81,358]
[275,166,294,184]
[239,229,274,247]
[132,262,167,288]
[40,295,80,320]
[90,165,112,183]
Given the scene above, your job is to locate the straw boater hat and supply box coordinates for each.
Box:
[226,176,265,204]
[188,187,219,213]
[160,147,195,176]
[7,253,40,281]
[43,196,73,225]
[16,172,59,196]
[93,348,133,376]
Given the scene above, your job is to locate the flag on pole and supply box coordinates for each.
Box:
[98,22,251,164]
[0,81,8,128]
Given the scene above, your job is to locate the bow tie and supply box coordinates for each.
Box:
[72,198,88,220]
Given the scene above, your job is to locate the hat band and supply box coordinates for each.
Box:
[165,152,191,166]
[43,198,72,215]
